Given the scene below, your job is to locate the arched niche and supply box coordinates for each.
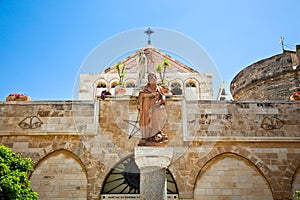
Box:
[169,79,183,95]
[30,150,88,199]
[184,79,199,100]
[95,80,108,96]
[292,165,300,198]
[194,153,273,200]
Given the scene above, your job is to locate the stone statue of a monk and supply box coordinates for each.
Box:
[137,73,168,146]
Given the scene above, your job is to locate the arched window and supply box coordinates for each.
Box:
[126,81,136,88]
[97,81,106,88]
[101,155,178,195]
[111,81,118,88]
[171,82,183,95]
[186,80,197,87]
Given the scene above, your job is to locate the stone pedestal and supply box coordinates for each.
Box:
[135,147,173,200]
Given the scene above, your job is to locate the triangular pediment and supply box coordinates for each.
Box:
[103,45,198,74]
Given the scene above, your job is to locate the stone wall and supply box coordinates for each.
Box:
[230,50,300,100]
[0,98,300,199]
[30,150,87,200]
[79,72,213,100]
[0,100,97,135]
[194,153,273,199]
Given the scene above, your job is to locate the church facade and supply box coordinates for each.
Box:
[0,43,300,200]
[78,45,213,101]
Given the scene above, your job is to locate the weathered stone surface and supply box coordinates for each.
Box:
[135,147,173,200]
[0,98,299,199]
[230,50,300,100]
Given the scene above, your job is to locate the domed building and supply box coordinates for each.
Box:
[230,45,300,100]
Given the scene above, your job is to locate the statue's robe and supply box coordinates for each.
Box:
[138,85,166,139]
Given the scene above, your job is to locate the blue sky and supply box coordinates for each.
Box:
[0,0,299,100]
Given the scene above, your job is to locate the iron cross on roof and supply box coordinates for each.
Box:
[144,28,154,45]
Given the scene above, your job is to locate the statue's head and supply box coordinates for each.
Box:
[147,73,157,84]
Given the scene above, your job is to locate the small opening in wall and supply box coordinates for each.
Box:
[186,80,196,87]
[171,82,182,95]
[111,82,118,88]
[126,82,136,88]
[97,82,106,88]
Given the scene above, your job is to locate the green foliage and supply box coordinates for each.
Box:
[162,59,171,68]
[296,190,300,199]
[155,59,171,84]
[0,145,38,200]
[154,63,163,73]
[154,63,163,83]
[113,61,126,85]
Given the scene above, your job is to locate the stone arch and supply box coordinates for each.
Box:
[184,78,200,100]
[100,154,178,198]
[95,80,108,88]
[184,79,198,88]
[169,79,183,95]
[194,152,273,199]
[31,139,88,168]
[28,138,107,199]
[110,79,119,88]
[169,79,183,86]
[198,146,273,184]
[292,165,300,199]
[30,149,88,199]
[288,155,300,198]
[93,79,108,97]
[124,78,136,88]
[173,145,276,199]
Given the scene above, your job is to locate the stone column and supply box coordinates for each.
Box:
[135,147,173,200]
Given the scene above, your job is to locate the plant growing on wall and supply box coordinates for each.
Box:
[113,61,126,86]
[155,59,171,84]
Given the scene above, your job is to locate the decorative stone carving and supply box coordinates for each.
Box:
[261,115,284,130]
[18,116,43,129]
